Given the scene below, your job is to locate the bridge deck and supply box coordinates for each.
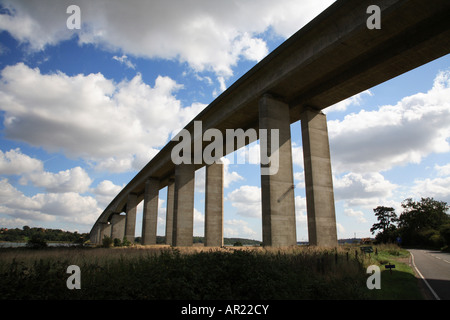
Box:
[92,0,450,227]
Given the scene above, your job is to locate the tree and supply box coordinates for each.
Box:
[440,224,450,250]
[370,206,398,243]
[398,198,449,231]
[397,197,450,247]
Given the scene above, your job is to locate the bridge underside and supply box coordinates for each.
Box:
[90,0,450,247]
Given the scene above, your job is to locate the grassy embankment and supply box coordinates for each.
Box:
[0,244,423,300]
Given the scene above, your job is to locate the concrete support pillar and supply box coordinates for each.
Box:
[100,223,111,242]
[111,214,126,241]
[204,162,224,247]
[165,178,175,245]
[90,224,100,244]
[142,178,159,245]
[172,164,195,246]
[301,107,337,247]
[259,94,297,247]
[124,193,138,243]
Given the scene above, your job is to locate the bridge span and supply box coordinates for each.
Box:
[89,0,450,247]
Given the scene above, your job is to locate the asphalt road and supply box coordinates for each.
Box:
[408,249,450,300]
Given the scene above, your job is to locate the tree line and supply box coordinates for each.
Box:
[0,226,89,244]
[370,197,450,250]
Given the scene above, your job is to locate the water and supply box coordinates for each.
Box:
[0,242,75,248]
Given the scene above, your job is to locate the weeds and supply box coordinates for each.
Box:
[0,245,398,300]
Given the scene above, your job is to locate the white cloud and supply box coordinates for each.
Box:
[293,171,305,189]
[224,219,258,239]
[0,178,101,227]
[344,208,367,223]
[21,166,92,193]
[329,70,450,173]
[411,176,450,202]
[112,55,135,69]
[193,158,244,193]
[0,63,206,172]
[0,178,40,211]
[0,0,334,77]
[91,180,123,207]
[334,172,396,201]
[0,148,43,175]
[435,163,450,177]
[291,143,303,168]
[221,157,244,188]
[0,148,93,193]
[226,185,261,218]
[294,195,307,223]
[325,90,372,113]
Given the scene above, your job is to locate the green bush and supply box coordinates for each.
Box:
[113,238,122,247]
[26,235,48,249]
[102,236,113,248]
[440,224,450,246]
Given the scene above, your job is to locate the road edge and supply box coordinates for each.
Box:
[408,250,440,300]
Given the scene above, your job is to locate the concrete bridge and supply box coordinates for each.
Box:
[89,0,450,247]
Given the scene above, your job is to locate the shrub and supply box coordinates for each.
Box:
[122,237,131,247]
[113,238,122,247]
[26,235,47,249]
[102,236,113,248]
[440,224,450,246]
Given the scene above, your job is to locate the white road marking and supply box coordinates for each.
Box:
[410,251,441,300]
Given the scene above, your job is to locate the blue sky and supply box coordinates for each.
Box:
[0,0,449,241]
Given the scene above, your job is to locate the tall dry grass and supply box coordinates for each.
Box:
[0,244,371,300]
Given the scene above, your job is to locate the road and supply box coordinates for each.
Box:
[408,249,450,300]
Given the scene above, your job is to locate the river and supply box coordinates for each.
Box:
[0,242,76,248]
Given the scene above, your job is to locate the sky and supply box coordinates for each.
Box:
[0,0,449,241]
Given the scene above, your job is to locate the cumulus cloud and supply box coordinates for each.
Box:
[411,164,450,202]
[226,185,261,218]
[91,179,123,207]
[344,208,367,223]
[411,176,450,202]
[329,70,450,173]
[0,178,101,226]
[0,148,43,175]
[333,172,397,203]
[21,166,92,193]
[0,0,334,77]
[1,148,93,193]
[224,219,258,239]
[435,163,450,177]
[0,63,206,172]
[325,90,373,113]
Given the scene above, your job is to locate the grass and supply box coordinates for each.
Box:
[0,244,424,300]
[357,244,424,299]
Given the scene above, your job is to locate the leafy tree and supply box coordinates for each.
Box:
[370,206,398,243]
[397,197,450,246]
[398,198,449,231]
[439,224,450,250]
